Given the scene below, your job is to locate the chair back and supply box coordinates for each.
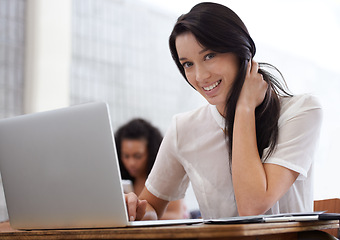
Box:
[314,198,340,238]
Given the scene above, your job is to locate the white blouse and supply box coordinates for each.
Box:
[145,94,322,219]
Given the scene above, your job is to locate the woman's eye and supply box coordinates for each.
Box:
[205,53,216,60]
[134,153,143,159]
[182,62,193,68]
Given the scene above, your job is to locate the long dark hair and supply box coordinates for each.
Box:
[169,2,292,164]
[115,118,163,182]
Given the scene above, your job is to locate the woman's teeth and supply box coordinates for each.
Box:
[203,80,221,91]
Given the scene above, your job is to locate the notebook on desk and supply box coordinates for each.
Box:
[204,212,340,224]
[0,102,202,230]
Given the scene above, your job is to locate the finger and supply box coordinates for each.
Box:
[246,59,252,74]
[136,200,147,221]
[258,73,264,81]
[125,193,138,221]
[250,60,259,75]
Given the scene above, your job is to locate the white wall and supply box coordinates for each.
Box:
[24,0,71,113]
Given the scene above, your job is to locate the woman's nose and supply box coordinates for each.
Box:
[195,64,210,82]
[128,159,137,167]
[124,158,135,167]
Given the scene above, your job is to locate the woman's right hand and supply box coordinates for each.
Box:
[125,192,147,221]
[237,60,268,111]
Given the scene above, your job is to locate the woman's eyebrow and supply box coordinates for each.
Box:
[199,48,208,54]
[179,48,209,61]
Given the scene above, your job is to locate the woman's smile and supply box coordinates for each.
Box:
[175,32,239,115]
[202,79,222,91]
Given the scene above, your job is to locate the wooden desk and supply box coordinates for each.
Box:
[0,220,338,240]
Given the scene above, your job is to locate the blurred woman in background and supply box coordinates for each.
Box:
[115,118,188,220]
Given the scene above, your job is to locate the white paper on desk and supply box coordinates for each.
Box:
[204,211,326,224]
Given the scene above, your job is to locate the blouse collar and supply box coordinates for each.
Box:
[209,104,225,130]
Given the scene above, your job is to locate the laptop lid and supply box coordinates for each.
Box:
[0,102,129,229]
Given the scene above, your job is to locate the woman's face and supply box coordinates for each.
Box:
[176,32,239,115]
[121,139,148,178]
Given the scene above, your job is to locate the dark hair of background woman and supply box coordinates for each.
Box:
[115,118,163,182]
[169,2,293,165]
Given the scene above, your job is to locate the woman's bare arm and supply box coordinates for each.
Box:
[232,60,299,216]
[160,199,187,220]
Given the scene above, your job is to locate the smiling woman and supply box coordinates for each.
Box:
[124,2,323,221]
[176,32,239,115]
[140,0,340,203]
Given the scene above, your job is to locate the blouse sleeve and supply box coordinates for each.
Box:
[263,94,323,180]
[145,116,189,201]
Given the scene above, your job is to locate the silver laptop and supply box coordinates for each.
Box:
[0,102,201,230]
